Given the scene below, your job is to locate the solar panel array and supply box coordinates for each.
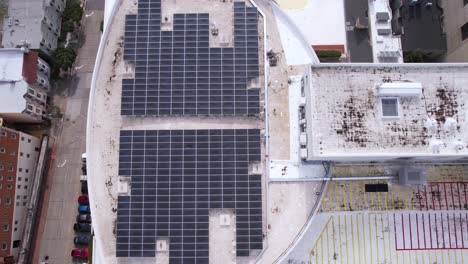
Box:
[121,0,260,116]
[116,129,263,262]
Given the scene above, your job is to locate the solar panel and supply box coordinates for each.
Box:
[116,129,263,262]
[121,0,260,116]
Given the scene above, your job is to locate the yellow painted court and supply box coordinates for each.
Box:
[276,0,309,10]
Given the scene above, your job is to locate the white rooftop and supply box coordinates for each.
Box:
[0,81,28,113]
[277,0,346,49]
[0,49,24,82]
[306,64,468,160]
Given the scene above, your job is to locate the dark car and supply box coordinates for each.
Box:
[74,236,91,245]
[78,195,89,205]
[71,248,88,259]
[73,223,91,233]
[81,181,88,194]
[76,214,91,223]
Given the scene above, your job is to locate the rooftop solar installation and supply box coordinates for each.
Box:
[121,0,261,116]
[116,129,263,262]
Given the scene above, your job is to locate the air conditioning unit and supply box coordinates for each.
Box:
[399,167,425,185]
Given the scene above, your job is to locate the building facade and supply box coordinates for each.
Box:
[2,0,64,56]
[0,126,41,261]
[0,49,50,124]
[442,0,468,62]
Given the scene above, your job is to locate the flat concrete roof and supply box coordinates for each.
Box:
[391,0,446,52]
[307,64,468,160]
[0,80,28,113]
[0,49,24,82]
[2,0,44,49]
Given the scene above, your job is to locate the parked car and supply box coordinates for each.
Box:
[76,214,91,223]
[73,223,91,233]
[78,195,89,205]
[71,248,88,259]
[81,181,88,194]
[78,205,90,214]
[74,236,91,245]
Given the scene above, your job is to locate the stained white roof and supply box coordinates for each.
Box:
[0,49,24,82]
[306,64,468,160]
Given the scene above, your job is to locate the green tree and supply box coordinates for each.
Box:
[52,47,77,71]
[62,20,75,33]
[63,0,83,23]
[404,50,427,63]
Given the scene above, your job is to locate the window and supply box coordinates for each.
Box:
[14,221,17,225]
[12,240,20,248]
[13,228,17,232]
[463,22,468,41]
[6,198,10,205]
[9,150,15,156]
[26,104,33,111]
[23,196,26,200]
[17,185,21,189]
[465,0,468,6]
[21,137,24,141]
[18,177,21,181]
[7,176,12,181]
[18,168,22,172]
[25,169,29,173]
[3,224,8,231]
[0,184,2,189]
[7,185,12,190]
[1,241,7,251]
[0,176,2,180]
[0,131,6,137]
[26,154,30,158]
[20,152,23,157]
[0,165,3,170]
[25,178,28,182]
[0,148,5,153]
[16,202,19,206]
[24,186,28,190]
[7,166,13,172]
[381,98,399,117]
[35,109,41,114]
[16,195,19,199]
[22,202,26,206]
[11,134,16,139]
[27,139,31,143]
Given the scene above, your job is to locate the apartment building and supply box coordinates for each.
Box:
[0,49,50,124]
[0,126,41,261]
[442,0,468,61]
[2,0,65,56]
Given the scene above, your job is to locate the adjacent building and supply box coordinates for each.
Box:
[301,64,468,161]
[390,0,447,61]
[0,126,41,261]
[0,49,50,124]
[441,0,468,62]
[2,0,64,56]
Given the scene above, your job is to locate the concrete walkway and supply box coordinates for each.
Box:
[32,2,104,263]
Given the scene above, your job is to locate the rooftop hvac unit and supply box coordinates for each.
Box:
[376,12,390,21]
[399,167,425,185]
[378,50,401,58]
[377,28,392,35]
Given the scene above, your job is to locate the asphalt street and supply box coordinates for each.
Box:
[32,1,104,263]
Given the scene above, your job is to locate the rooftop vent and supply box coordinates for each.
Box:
[376,12,390,21]
[377,82,422,97]
[399,167,425,185]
